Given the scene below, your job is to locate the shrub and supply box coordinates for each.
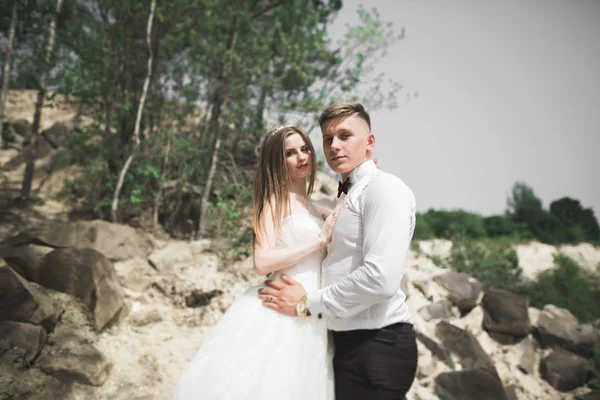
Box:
[446,237,523,293]
[419,209,487,240]
[524,253,600,323]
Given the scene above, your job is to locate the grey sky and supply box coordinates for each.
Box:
[326,0,600,216]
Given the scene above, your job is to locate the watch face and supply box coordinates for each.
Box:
[296,300,306,314]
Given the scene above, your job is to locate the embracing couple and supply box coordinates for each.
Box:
[172,103,418,399]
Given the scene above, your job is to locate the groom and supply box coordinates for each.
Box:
[260,102,418,399]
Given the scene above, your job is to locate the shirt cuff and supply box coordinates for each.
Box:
[307,288,327,322]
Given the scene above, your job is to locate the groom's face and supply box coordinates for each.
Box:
[321,114,375,178]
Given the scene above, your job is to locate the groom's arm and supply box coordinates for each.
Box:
[307,175,416,320]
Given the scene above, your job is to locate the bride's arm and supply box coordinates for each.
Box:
[253,205,324,277]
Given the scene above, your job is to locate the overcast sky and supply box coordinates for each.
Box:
[324,0,600,216]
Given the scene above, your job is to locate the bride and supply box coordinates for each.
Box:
[172,125,344,399]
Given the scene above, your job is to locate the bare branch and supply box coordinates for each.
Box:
[251,0,287,19]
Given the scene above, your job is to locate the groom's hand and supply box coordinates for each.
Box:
[258,274,306,316]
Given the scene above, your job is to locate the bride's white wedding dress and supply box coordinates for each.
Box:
[172,213,334,400]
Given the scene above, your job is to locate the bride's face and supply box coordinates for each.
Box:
[284,133,312,181]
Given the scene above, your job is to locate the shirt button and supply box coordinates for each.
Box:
[318,313,323,319]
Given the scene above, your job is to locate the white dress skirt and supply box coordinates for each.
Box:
[172,213,334,400]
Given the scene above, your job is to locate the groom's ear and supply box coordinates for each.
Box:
[366,133,375,151]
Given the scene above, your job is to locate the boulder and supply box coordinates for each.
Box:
[0,266,62,331]
[0,232,65,281]
[37,334,113,386]
[38,248,124,332]
[517,336,537,375]
[415,330,455,369]
[537,304,597,357]
[0,321,47,366]
[435,321,495,371]
[114,257,155,293]
[40,122,69,148]
[435,368,508,400]
[481,288,530,342]
[36,220,152,261]
[433,271,482,312]
[148,241,194,271]
[539,348,589,392]
[419,300,454,322]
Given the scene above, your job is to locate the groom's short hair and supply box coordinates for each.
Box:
[319,102,371,131]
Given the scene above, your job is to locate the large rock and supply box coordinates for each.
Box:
[148,241,194,271]
[36,220,153,261]
[435,368,508,400]
[0,232,65,281]
[41,122,69,148]
[433,271,482,312]
[0,266,62,331]
[0,321,47,366]
[481,288,530,342]
[114,257,155,293]
[419,300,454,322]
[38,248,125,332]
[537,304,597,358]
[415,330,455,369]
[517,336,537,375]
[435,321,495,371]
[37,334,113,386]
[539,349,589,392]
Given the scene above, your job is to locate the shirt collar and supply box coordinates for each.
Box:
[348,159,377,184]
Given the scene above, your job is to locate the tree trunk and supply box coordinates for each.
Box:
[194,0,288,239]
[0,0,18,149]
[195,19,239,240]
[152,129,171,229]
[197,124,223,239]
[168,164,185,234]
[111,0,156,222]
[20,0,63,201]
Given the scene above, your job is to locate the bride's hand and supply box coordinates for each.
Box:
[319,198,346,247]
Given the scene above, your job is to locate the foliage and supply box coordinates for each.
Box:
[524,253,600,323]
[549,197,600,243]
[446,237,524,293]
[412,181,598,246]
[205,185,254,261]
[11,0,403,248]
[415,209,487,240]
[587,341,600,390]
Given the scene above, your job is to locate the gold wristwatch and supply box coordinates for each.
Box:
[296,295,308,317]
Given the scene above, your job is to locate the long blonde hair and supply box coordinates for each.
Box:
[252,125,317,245]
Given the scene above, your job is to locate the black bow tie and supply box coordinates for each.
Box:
[337,178,352,198]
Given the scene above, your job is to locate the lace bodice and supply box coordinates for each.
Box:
[272,213,325,291]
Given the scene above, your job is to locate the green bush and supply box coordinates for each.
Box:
[446,237,523,293]
[524,253,600,323]
[206,184,254,261]
[483,215,533,240]
[413,215,435,240]
[587,341,600,390]
[419,209,487,240]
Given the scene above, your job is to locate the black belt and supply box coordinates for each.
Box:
[382,322,415,333]
[333,322,415,345]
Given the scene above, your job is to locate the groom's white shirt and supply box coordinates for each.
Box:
[307,160,416,331]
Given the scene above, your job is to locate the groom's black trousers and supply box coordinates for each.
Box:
[332,322,418,400]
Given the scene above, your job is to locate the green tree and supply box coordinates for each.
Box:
[506,181,562,244]
[581,208,600,243]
